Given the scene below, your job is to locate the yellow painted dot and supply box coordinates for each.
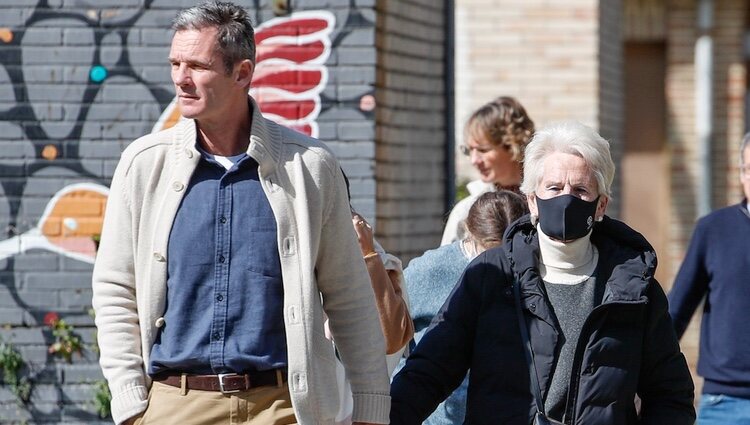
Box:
[0,29,13,43]
[41,145,58,160]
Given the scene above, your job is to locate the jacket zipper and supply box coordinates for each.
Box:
[563,298,647,424]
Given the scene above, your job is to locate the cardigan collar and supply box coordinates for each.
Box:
[173,96,282,171]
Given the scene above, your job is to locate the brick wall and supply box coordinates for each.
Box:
[0,1,383,422]
[453,0,622,199]
[374,0,447,261]
[598,0,624,215]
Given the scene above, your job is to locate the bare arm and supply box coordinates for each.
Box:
[353,214,414,354]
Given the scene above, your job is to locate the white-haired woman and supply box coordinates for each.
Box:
[390,121,695,425]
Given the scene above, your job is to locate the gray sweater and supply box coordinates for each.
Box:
[543,275,600,420]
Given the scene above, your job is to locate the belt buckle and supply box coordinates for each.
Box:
[217,373,241,394]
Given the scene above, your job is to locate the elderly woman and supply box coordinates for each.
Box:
[441,96,534,245]
[390,121,695,425]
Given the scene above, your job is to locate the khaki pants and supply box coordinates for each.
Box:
[132,380,297,425]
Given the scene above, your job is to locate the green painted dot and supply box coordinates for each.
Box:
[90,65,108,83]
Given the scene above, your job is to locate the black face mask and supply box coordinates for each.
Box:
[535,194,599,241]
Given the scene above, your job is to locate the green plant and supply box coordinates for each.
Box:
[87,309,110,418]
[455,178,471,203]
[0,339,32,404]
[92,380,112,419]
[44,312,83,363]
[87,308,100,356]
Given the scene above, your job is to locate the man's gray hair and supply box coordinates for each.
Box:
[172,1,256,73]
[740,132,750,166]
[520,121,615,198]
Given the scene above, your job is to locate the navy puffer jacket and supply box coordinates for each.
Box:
[390,215,695,425]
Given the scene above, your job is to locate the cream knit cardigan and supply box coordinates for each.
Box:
[92,100,391,424]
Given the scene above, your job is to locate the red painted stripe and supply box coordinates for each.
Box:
[255,18,329,43]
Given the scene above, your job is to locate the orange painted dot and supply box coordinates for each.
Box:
[41,144,58,160]
[0,28,13,43]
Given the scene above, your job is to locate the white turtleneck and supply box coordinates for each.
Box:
[537,224,599,285]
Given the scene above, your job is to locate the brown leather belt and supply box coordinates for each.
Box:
[153,369,287,393]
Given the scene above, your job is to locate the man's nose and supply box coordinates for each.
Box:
[172,64,190,86]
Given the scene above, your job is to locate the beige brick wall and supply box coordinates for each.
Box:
[454,0,622,197]
[598,0,625,215]
[375,0,447,261]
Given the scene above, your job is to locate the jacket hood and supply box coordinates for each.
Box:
[503,214,657,303]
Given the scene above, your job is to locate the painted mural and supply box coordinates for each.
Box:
[155,11,334,136]
[0,10,336,267]
[0,1,372,420]
[0,6,348,296]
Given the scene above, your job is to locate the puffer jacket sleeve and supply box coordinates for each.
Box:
[637,279,696,424]
[389,253,490,425]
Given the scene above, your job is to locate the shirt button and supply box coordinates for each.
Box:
[529,303,536,311]
[216,294,223,302]
[220,216,227,224]
[155,317,166,328]
[172,181,184,192]
[153,252,165,262]
[213,332,221,340]
[218,255,225,263]
[185,148,194,159]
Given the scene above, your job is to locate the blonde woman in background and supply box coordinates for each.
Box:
[441,96,534,245]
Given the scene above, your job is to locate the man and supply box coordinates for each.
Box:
[91,2,390,424]
[669,132,750,424]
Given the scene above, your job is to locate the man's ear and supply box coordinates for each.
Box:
[236,59,254,88]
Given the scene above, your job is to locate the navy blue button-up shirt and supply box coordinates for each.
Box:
[149,148,286,375]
